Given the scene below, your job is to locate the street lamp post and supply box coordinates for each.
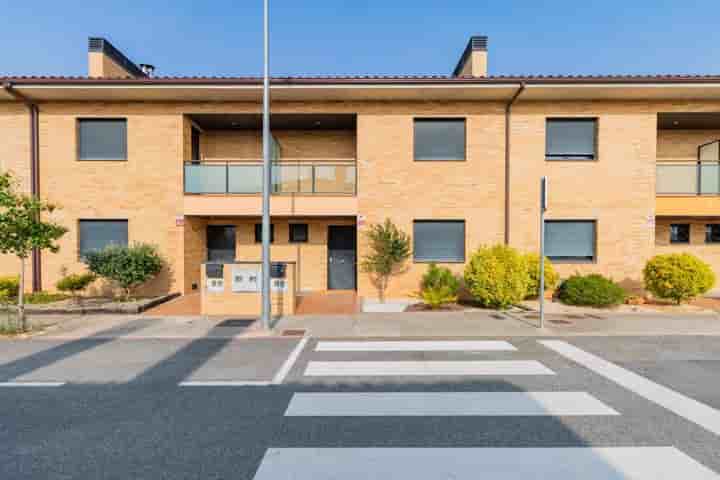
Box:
[261,0,271,330]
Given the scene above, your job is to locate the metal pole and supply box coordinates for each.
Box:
[539,176,546,329]
[260,0,272,330]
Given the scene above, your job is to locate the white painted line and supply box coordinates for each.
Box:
[253,447,720,479]
[272,335,310,385]
[541,340,720,437]
[179,381,271,387]
[0,382,65,387]
[315,340,516,352]
[285,391,619,416]
[304,360,555,377]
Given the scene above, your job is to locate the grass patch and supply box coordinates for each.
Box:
[24,292,71,305]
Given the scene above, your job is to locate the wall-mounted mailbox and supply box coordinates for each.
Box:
[206,263,224,279]
[270,262,287,279]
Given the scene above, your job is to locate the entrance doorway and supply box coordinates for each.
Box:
[206,225,236,262]
[327,225,357,290]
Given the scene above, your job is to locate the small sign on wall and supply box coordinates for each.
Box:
[232,265,261,292]
[175,216,185,227]
[357,215,366,229]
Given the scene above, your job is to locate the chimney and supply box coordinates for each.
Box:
[139,64,156,77]
[452,36,488,77]
[87,37,147,78]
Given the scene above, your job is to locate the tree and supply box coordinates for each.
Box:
[0,172,67,331]
[84,243,163,300]
[360,219,411,303]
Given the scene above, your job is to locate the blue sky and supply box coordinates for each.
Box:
[1,0,719,77]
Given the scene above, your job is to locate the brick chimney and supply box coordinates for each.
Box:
[452,36,488,77]
[87,37,147,78]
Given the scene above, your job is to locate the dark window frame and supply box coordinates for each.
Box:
[206,225,237,262]
[706,224,720,244]
[254,223,275,243]
[544,219,597,263]
[289,223,309,243]
[545,118,598,161]
[412,219,466,263]
[413,118,467,162]
[78,219,129,259]
[76,118,128,161]
[670,223,690,244]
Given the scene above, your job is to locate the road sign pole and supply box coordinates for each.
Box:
[539,176,547,329]
[260,0,271,330]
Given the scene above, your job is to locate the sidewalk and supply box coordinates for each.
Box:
[13,308,720,340]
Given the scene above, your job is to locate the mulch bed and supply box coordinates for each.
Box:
[404,303,466,312]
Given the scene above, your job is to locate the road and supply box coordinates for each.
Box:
[1,326,720,478]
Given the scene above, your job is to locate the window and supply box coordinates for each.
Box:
[413,119,466,161]
[545,118,597,160]
[545,220,596,262]
[79,220,128,258]
[707,224,720,243]
[413,220,465,262]
[78,119,127,161]
[289,223,309,243]
[670,224,690,244]
[254,223,275,243]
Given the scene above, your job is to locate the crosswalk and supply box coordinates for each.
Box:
[253,338,720,480]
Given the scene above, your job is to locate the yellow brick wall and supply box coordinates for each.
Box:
[655,218,720,284]
[508,102,657,292]
[201,129,355,160]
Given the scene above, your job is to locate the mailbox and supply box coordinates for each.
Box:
[206,263,223,279]
[270,262,286,279]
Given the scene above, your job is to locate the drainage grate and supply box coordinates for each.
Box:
[281,329,307,337]
[490,313,506,320]
[217,319,256,328]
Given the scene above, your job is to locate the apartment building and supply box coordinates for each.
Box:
[1,36,720,311]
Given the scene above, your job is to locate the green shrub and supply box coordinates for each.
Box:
[84,243,163,299]
[464,245,528,309]
[557,273,626,307]
[0,276,19,299]
[24,292,70,304]
[524,253,559,299]
[643,253,715,304]
[419,263,460,309]
[56,272,96,298]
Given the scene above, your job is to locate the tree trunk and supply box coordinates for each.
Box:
[18,257,26,332]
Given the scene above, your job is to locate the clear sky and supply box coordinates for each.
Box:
[1,0,719,77]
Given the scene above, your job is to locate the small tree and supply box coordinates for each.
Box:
[84,243,163,300]
[0,172,67,331]
[360,219,411,302]
[418,263,460,309]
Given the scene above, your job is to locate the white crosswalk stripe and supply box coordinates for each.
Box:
[304,360,555,376]
[315,340,516,352]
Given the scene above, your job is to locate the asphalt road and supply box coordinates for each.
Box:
[1,329,720,479]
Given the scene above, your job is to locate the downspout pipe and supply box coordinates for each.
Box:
[3,82,42,292]
[504,82,526,245]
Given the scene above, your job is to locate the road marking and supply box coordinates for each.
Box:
[253,447,719,479]
[541,340,720,437]
[315,340,516,352]
[285,391,619,416]
[179,381,271,387]
[304,360,555,377]
[272,335,310,384]
[0,382,65,387]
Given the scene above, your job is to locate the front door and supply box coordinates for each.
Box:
[206,225,236,262]
[328,225,356,290]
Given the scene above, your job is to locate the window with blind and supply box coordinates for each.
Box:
[545,118,597,160]
[413,220,465,262]
[78,119,127,161]
[544,220,596,262]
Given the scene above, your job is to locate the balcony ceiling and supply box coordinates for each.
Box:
[189,113,356,130]
[658,113,720,130]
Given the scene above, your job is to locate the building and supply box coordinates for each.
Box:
[1,36,720,312]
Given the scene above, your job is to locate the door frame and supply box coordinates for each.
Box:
[327,224,357,290]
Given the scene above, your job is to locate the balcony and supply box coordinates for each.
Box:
[183,160,358,217]
[184,161,356,195]
[657,160,720,217]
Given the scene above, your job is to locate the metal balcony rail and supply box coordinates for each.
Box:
[657,161,720,195]
[184,160,356,195]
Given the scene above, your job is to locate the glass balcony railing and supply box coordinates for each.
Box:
[657,162,720,195]
[184,162,356,195]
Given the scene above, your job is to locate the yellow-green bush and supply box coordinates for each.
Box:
[643,253,715,304]
[557,273,626,307]
[464,245,528,309]
[419,263,460,309]
[0,276,19,299]
[524,253,559,299]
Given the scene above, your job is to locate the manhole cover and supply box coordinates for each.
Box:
[549,319,573,325]
[490,314,506,320]
[217,319,256,328]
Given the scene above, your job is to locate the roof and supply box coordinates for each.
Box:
[4,74,720,85]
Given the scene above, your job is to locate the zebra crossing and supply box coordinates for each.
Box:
[253,338,720,479]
